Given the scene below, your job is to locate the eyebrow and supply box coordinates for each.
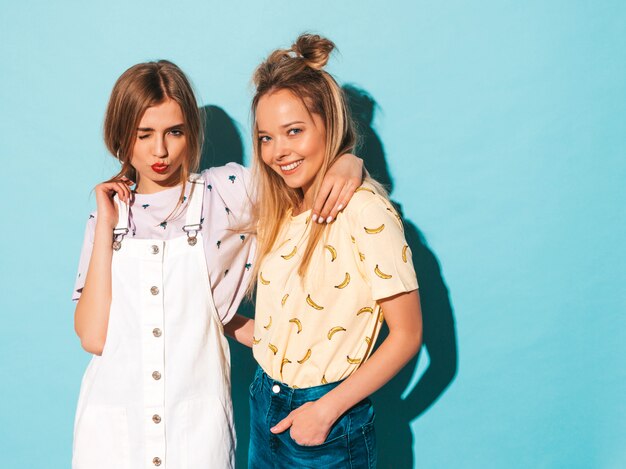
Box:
[257,121,305,134]
[137,123,185,132]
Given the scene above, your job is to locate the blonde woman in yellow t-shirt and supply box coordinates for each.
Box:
[232,34,423,468]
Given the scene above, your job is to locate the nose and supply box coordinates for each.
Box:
[153,134,168,158]
[274,137,289,161]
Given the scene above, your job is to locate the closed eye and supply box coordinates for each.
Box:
[169,129,184,137]
[138,133,151,140]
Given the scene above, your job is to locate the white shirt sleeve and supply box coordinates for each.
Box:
[72,213,96,301]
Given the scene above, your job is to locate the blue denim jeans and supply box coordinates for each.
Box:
[248,367,377,469]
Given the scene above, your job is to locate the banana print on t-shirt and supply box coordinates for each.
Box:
[252,183,418,388]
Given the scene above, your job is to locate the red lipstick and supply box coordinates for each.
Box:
[151,163,169,174]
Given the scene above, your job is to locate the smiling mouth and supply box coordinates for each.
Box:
[151,163,169,174]
[279,160,303,173]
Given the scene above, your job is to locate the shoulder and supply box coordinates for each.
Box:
[341,183,401,229]
[342,182,387,211]
[200,164,250,190]
[200,163,250,186]
[199,164,253,215]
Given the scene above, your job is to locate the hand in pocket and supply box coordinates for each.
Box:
[271,400,338,447]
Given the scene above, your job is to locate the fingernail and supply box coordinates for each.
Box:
[311,214,318,223]
[318,217,324,224]
[337,204,343,210]
[326,216,333,223]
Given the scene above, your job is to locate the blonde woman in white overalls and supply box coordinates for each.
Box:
[71,60,363,469]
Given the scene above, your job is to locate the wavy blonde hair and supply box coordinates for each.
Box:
[103,60,203,206]
[250,34,357,281]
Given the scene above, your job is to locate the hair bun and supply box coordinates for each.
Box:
[291,34,335,70]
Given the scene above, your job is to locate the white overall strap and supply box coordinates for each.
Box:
[112,195,130,250]
[182,175,204,245]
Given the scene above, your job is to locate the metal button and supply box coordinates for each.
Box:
[153,457,162,466]
[152,414,161,424]
[272,384,280,394]
[151,245,160,255]
[152,328,162,337]
[150,286,159,295]
[152,371,161,380]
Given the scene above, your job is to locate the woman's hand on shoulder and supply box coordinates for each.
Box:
[313,153,364,224]
[94,177,134,229]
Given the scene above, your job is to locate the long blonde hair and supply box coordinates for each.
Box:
[103,60,203,205]
[250,34,356,280]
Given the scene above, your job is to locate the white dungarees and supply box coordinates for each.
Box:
[73,176,235,468]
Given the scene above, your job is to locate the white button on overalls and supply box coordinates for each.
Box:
[72,176,235,468]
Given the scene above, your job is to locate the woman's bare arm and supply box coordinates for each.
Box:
[224,314,255,348]
[74,179,133,355]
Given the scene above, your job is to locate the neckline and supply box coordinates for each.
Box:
[289,208,312,224]
[132,183,184,200]
[131,174,204,201]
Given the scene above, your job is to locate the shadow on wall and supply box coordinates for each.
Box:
[199,105,246,170]
[344,84,459,469]
[198,104,257,467]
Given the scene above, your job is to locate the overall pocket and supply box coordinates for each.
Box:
[73,406,130,469]
[185,395,235,468]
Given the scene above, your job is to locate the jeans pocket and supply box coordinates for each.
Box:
[286,398,375,451]
[286,432,349,452]
[285,410,350,450]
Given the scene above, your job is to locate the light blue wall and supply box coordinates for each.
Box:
[1,1,624,467]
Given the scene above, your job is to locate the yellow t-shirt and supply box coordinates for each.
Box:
[252,185,418,388]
